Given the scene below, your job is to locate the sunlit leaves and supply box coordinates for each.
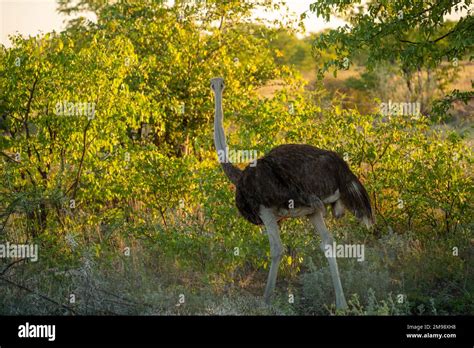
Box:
[310,1,473,118]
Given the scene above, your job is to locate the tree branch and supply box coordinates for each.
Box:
[0,258,27,276]
[0,151,20,163]
[67,118,92,198]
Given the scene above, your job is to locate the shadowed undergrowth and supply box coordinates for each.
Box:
[1,218,471,315]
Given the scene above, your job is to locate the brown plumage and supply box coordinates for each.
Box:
[234,144,374,226]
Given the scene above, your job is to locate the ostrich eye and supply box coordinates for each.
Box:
[211,84,215,91]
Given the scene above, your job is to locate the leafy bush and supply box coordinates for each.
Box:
[0,0,471,315]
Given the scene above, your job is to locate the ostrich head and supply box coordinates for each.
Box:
[210,77,224,93]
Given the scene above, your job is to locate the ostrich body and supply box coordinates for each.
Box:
[210,77,374,308]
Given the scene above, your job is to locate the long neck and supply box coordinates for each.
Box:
[213,90,242,185]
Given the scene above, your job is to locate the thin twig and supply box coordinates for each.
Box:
[0,275,76,314]
[0,151,21,163]
[0,258,27,276]
[97,288,152,307]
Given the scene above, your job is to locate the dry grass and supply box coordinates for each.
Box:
[254,79,287,98]
[256,62,473,125]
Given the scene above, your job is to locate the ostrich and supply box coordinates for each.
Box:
[210,77,374,308]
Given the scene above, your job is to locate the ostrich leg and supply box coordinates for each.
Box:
[259,207,284,304]
[309,211,348,309]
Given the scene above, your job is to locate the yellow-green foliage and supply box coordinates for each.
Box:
[0,0,472,315]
